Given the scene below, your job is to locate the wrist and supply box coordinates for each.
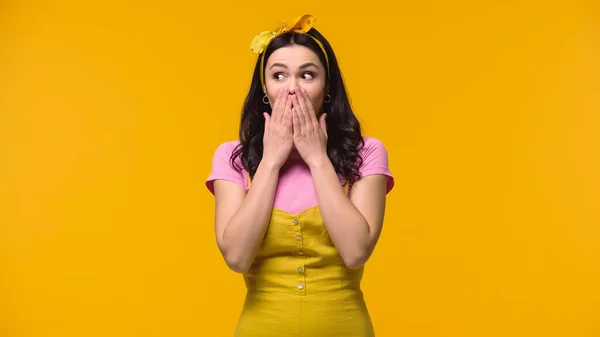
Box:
[307,153,331,171]
[259,158,283,172]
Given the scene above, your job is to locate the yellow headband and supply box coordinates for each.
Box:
[249,14,330,91]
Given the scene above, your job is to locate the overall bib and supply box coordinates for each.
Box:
[234,175,375,337]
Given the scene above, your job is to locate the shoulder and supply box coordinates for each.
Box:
[358,136,390,166]
[356,136,394,193]
[206,140,246,195]
[212,139,242,157]
[209,140,245,168]
[359,136,388,156]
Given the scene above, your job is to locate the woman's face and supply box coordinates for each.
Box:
[264,45,327,115]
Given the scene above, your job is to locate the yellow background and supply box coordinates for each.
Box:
[1,0,599,336]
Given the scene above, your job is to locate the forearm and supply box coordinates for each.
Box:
[309,156,371,269]
[221,161,279,272]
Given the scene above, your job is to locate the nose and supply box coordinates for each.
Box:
[288,79,298,94]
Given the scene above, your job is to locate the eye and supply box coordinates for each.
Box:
[302,72,315,80]
[272,72,286,80]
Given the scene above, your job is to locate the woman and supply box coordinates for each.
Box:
[206,14,394,337]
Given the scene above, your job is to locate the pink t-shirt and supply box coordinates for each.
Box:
[205,137,394,215]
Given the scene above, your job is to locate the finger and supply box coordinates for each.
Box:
[268,89,278,122]
[292,94,308,128]
[283,93,293,125]
[319,113,327,136]
[285,98,293,129]
[275,89,288,123]
[292,107,301,135]
[263,112,270,129]
[301,88,318,124]
[298,90,316,128]
[271,89,284,124]
[277,91,291,125]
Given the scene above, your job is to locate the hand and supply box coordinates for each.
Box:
[262,89,294,169]
[292,88,329,168]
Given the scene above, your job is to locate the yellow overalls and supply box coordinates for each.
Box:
[234,175,375,337]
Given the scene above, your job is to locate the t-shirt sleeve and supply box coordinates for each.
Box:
[359,137,395,194]
[205,141,247,195]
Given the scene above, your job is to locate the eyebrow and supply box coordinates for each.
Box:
[269,62,320,70]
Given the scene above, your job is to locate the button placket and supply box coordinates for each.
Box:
[293,216,306,295]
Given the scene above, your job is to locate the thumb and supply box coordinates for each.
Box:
[263,112,270,127]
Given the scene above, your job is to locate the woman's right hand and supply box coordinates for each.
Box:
[262,88,294,169]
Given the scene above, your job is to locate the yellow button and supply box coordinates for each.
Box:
[298,250,304,256]
[293,218,299,225]
[297,284,304,290]
[297,267,303,273]
[295,236,301,242]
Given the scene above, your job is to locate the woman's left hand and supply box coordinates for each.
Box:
[292,88,329,168]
